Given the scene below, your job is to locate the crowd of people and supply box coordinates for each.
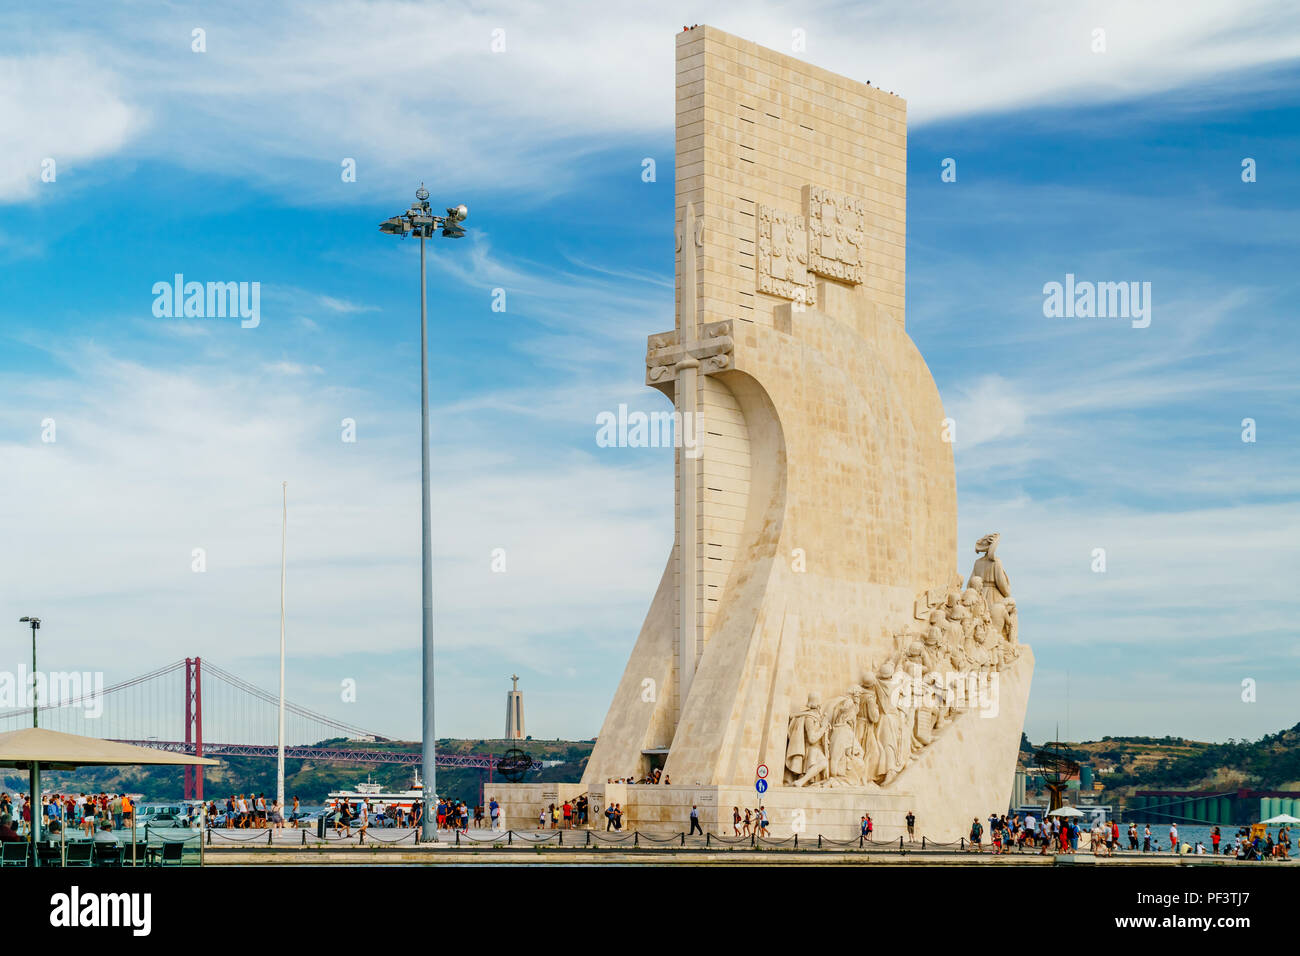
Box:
[731,805,771,837]
[0,790,136,839]
[605,770,670,785]
[961,811,1294,859]
[218,794,291,828]
[3,786,1294,860]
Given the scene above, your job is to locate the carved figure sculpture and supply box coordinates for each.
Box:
[825,693,865,786]
[785,535,1024,789]
[970,532,1013,641]
[784,693,829,786]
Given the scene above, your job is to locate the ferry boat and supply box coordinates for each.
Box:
[326,770,430,814]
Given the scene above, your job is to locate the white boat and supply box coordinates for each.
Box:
[326,770,429,815]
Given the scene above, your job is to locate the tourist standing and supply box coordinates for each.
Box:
[1169,822,1178,852]
[905,809,916,841]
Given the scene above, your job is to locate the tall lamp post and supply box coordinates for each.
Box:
[19,616,41,849]
[276,481,287,817]
[379,185,468,842]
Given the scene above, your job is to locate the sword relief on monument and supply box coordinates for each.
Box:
[784,534,1021,790]
[804,185,866,284]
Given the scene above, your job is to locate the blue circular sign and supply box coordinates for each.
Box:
[755,779,768,794]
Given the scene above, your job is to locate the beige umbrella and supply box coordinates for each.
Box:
[0,727,219,769]
[0,727,217,867]
[1261,813,1300,825]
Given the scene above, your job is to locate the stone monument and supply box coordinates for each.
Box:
[505,674,525,741]
[490,25,1033,841]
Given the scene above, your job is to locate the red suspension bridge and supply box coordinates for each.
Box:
[0,657,534,799]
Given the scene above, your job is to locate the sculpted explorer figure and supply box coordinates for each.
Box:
[872,662,908,785]
[970,532,1013,641]
[823,693,866,786]
[785,693,829,787]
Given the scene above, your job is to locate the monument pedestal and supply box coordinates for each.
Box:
[491,650,1032,843]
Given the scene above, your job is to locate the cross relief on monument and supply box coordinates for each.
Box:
[644,202,733,387]
[645,320,733,384]
[756,184,867,304]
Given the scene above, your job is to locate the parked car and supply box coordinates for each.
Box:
[137,804,189,828]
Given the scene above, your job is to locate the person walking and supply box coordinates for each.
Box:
[688,804,703,836]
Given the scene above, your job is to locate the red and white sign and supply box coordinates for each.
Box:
[756,764,769,780]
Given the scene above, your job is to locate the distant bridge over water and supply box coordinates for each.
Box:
[0,657,535,798]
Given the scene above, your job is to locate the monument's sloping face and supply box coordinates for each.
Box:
[576,26,1032,838]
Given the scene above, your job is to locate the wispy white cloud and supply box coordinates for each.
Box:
[0,332,671,738]
[4,1,1299,202]
[0,51,142,202]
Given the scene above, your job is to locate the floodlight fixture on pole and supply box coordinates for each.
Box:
[378,184,467,843]
[18,617,40,727]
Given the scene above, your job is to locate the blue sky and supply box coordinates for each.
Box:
[1,1,1297,747]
